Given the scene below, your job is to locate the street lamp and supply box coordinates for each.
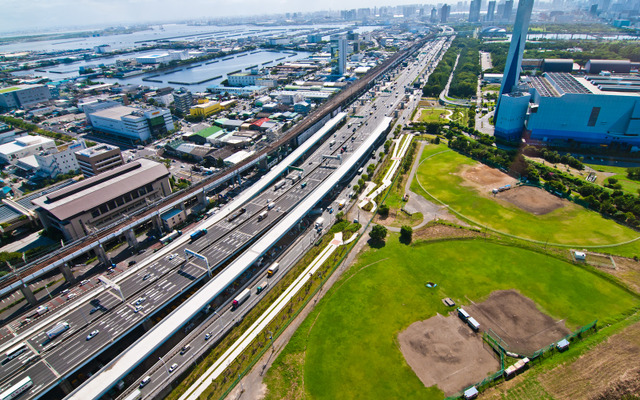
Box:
[159,356,170,376]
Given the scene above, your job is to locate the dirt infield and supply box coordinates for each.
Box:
[466,290,570,355]
[495,185,567,215]
[460,164,516,192]
[398,313,500,396]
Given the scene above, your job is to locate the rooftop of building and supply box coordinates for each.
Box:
[32,159,169,221]
[0,136,55,155]
[0,84,43,94]
[75,144,120,157]
[528,72,640,97]
[89,105,141,119]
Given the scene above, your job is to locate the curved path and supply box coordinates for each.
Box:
[413,149,640,249]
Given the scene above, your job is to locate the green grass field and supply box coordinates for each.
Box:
[420,108,468,125]
[264,238,638,400]
[586,163,640,195]
[411,145,640,256]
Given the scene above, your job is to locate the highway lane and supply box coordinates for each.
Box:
[126,36,450,400]
[0,86,374,399]
[2,36,447,399]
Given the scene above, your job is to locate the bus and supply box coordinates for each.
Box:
[4,343,27,361]
[0,376,33,400]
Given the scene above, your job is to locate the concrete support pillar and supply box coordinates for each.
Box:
[58,378,74,395]
[124,228,138,249]
[58,263,75,284]
[95,245,110,266]
[196,190,206,206]
[151,214,164,235]
[19,285,37,306]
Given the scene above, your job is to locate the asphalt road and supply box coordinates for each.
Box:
[124,36,450,400]
[0,36,449,400]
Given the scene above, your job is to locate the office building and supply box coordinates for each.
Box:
[0,85,51,109]
[431,7,438,22]
[440,4,451,23]
[32,140,87,178]
[228,71,263,87]
[331,37,348,76]
[486,1,497,21]
[32,159,171,240]
[0,136,56,165]
[494,0,534,137]
[86,105,174,142]
[173,88,193,114]
[503,0,514,21]
[469,0,482,22]
[74,144,124,177]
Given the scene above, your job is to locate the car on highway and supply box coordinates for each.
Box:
[169,363,178,373]
[128,260,137,266]
[180,344,191,355]
[86,330,99,340]
[134,305,144,313]
[135,297,145,306]
[79,279,90,286]
[140,376,151,388]
[204,333,211,340]
[142,273,151,281]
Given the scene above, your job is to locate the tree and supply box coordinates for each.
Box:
[378,204,389,217]
[369,224,387,242]
[400,225,413,244]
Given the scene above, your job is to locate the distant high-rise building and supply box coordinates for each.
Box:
[431,7,438,22]
[494,0,534,139]
[487,1,497,20]
[331,37,348,76]
[173,88,193,115]
[503,0,514,20]
[469,0,482,22]
[590,4,598,15]
[440,4,451,22]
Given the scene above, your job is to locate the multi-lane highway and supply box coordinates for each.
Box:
[0,35,449,400]
[118,35,452,400]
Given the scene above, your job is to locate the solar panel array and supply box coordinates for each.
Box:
[529,76,557,97]
[547,72,591,94]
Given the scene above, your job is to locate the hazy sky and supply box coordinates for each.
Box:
[0,0,428,34]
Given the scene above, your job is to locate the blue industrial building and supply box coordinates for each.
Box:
[524,72,640,149]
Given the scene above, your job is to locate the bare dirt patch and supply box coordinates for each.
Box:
[604,256,640,295]
[413,222,481,241]
[539,318,640,400]
[480,318,640,400]
[398,313,500,396]
[460,164,517,193]
[495,185,567,215]
[466,290,570,356]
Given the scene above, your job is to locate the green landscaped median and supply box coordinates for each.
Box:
[264,238,638,400]
[411,144,640,256]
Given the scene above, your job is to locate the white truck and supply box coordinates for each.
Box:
[45,322,69,339]
[257,211,268,221]
[232,288,251,309]
[274,180,286,190]
[337,199,346,209]
[315,217,325,229]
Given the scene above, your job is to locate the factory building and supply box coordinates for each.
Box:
[86,105,174,143]
[0,85,51,109]
[74,144,124,177]
[524,72,640,149]
[585,59,631,75]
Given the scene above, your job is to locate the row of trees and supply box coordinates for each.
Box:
[481,40,640,73]
[422,43,458,97]
[449,39,481,99]
[446,133,640,227]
